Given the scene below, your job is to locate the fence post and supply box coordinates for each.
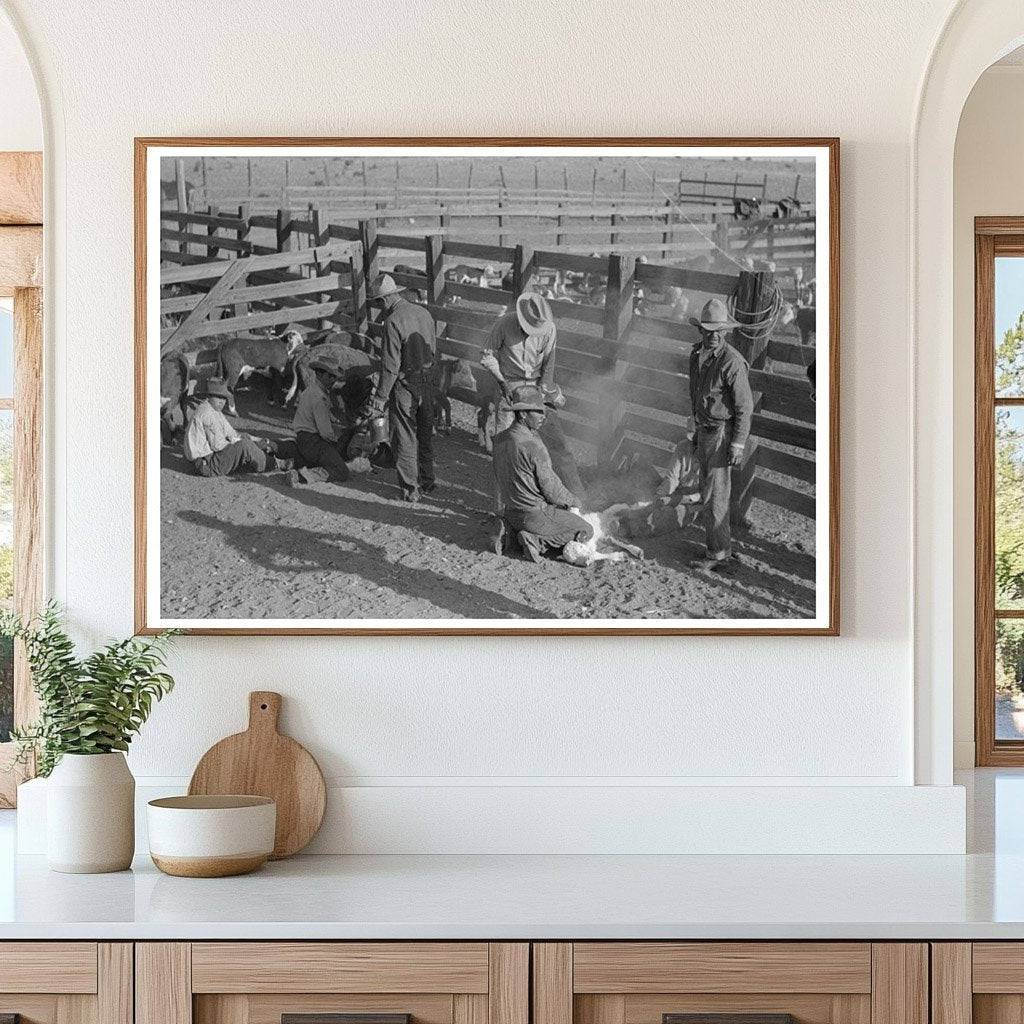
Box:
[350,243,368,339]
[424,232,446,345]
[511,244,534,297]
[207,203,220,259]
[556,203,564,248]
[358,217,381,337]
[233,204,250,321]
[596,253,636,468]
[714,216,730,258]
[609,211,619,249]
[175,158,188,254]
[276,208,293,252]
[729,267,775,525]
[661,199,672,260]
[497,190,505,248]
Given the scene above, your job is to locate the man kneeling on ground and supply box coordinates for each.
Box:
[491,385,593,562]
[183,379,289,477]
[289,356,357,486]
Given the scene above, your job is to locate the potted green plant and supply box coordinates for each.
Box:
[2,604,177,873]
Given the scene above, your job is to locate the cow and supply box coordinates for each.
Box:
[773,196,803,219]
[390,263,427,302]
[561,505,646,567]
[216,331,304,415]
[431,356,500,448]
[733,196,763,220]
[289,340,377,419]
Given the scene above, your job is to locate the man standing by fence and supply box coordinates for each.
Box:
[687,297,754,572]
[367,273,438,503]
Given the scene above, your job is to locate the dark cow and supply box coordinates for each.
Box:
[390,264,427,302]
[430,357,501,450]
[216,333,303,415]
[773,197,803,219]
[159,353,190,445]
[733,196,762,220]
[290,341,377,423]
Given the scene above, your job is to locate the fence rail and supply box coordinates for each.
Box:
[158,206,818,524]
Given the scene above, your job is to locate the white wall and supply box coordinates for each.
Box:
[0,0,974,852]
[0,8,39,151]
[952,64,1024,767]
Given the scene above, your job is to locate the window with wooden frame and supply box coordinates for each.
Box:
[0,151,43,806]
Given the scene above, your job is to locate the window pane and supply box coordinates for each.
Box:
[998,619,1024,740]
[997,407,1024,609]
[996,257,1024,396]
[0,410,11,742]
[0,303,12,399]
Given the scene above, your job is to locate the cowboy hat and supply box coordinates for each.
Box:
[198,378,231,400]
[516,293,554,336]
[509,385,547,412]
[370,273,403,300]
[689,297,737,332]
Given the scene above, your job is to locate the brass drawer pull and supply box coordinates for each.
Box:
[283,1016,411,1024]
[665,1016,796,1024]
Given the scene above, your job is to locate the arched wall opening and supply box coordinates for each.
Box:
[914,0,1024,784]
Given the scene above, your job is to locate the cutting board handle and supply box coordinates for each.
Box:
[248,691,282,734]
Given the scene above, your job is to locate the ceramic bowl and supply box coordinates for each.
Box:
[147,795,276,877]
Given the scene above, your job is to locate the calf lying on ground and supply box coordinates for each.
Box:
[561,505,645,567]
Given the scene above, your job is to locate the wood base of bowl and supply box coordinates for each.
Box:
[151,853,268,878]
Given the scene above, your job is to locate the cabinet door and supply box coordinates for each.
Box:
[137,943,528,1024]
[534,943,927,1024]
[936,943,1024,1024]
[0,942,132,1024]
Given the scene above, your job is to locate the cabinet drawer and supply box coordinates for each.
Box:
[139,942,528,1024]
[534,944,925,1024]
[572,944,872,994]
[191,942,490,993]
[0,942,98,993]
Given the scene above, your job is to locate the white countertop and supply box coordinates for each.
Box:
[1,850,1024,940]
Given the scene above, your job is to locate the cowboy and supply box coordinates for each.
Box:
[182,379,286,477]
[289,356,353,485]
[366,273,437,502]
[482,292,585,499]
[491,385,592,562]
[687,297,754,571]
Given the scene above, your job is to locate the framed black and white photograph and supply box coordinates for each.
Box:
[135,138,838,635]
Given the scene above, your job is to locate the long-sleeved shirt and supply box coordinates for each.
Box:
[492,422,577,515]
[377,296,437,402]
[486,312,556,387]
[688,341,754,448]
[292,379,338,441]
[182,400,241,462]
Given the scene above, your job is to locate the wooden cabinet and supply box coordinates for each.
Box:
[136,943,528,1024]
[532,944,928,1024]
[931,943,1024,1024]
[0,942,132,1024]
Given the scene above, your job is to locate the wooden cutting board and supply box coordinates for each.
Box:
[188,691,326,859]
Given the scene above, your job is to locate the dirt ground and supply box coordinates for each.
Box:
[159,387,816,623]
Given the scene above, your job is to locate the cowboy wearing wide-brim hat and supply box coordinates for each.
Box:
[481,290,584,518]
[491,384,592,562]
[182,377,287,478]
[366,271,438,503]
[685,297,755,572]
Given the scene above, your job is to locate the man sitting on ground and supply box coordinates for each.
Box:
[289,356,356,486]
[491,385,593,561]
[183,379,288,477]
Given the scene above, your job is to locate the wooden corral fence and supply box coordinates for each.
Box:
[185,156,809,210]
[159,207,817,525]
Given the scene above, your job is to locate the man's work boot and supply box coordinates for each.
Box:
[689,553,732,573]
[401,488,420,503]
[518,530,542,564]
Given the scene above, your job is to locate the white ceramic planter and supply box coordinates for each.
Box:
[46,752,135,873]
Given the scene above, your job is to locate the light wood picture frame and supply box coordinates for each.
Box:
[136,137,839,636]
